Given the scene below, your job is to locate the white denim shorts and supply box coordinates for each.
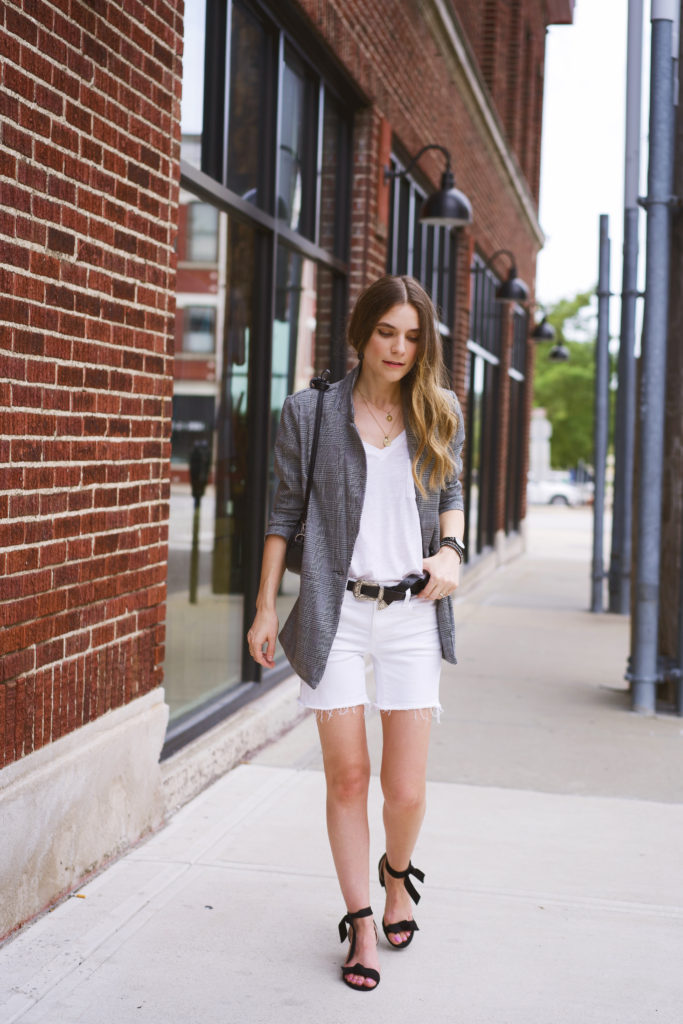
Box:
[298,588,443,716]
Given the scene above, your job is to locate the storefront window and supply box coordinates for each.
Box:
[505,307,528,533]
[180,0,207,170]
[464,254,502,557]
[227,1,272,206]
[165,215,255,723]
[319,93,350,259]
[465,349,498,554]
[269,249,321,655]
[387,158,457,380]
[166,0,353,745]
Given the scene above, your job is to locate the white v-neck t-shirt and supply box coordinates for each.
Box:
[348,430,424,585]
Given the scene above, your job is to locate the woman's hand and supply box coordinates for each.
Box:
[420,545,461,601]
[247,608,280,668]
[247,535,287,667]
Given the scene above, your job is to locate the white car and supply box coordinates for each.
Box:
[526,476,593,507]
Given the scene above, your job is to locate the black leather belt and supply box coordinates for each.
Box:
[346,572,428,608]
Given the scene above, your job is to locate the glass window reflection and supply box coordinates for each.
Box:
[269,247,335,656]
[183,307,216,354]
[227,1,270,206]
[319,92,349,258]
[278,62,305,229]
[180,0,207,170]
[165,212,256,722]
[387,163,456,347]
[187,204,219,263]
[278,53,317,236]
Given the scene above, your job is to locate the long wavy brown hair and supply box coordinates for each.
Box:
[348,275,459,496]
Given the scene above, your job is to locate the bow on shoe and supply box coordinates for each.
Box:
[402,862,425,905]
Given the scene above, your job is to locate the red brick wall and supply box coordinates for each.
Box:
[297,0,548,300]
[0,0,182,767]
[452,0,548,204]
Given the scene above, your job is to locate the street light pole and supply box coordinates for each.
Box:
[609,0,644,615]
[592,215,610,614]
[630,0,676,714]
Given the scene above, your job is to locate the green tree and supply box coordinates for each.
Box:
[532,291,601,470]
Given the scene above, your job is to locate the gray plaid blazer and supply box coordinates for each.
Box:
[266,363,465,687]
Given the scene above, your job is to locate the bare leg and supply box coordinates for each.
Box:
[379,710,432,945]
[316,708,379,988]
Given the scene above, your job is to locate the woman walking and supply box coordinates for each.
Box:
[247,275,465,991]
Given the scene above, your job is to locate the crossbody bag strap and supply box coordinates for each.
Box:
[299,369,331,524]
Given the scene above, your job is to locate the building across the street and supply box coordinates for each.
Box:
[0,0,574,939]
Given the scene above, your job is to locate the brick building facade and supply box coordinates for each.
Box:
[0,0,573,938]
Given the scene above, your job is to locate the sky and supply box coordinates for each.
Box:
[536,0,650,307]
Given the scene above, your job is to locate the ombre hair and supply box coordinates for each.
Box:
[347,275,459,496]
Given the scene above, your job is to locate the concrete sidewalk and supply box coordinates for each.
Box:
[1,508,682,1023]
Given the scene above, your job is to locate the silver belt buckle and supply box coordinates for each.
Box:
[352,579,387,610]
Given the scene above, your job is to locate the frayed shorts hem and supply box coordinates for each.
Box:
[297,697,443,723]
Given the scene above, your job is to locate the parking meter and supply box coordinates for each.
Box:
[189,440,211,510]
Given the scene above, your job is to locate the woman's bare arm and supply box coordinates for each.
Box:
[247,534,287,668]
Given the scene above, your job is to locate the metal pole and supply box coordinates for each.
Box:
[189,501,201,605]
[609,0,644,615]
[631,1,675,714]
[678,484,683,715]
[592,215,610,614]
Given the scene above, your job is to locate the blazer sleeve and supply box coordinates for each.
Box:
[438,392,466,514]
[265,394,305,539]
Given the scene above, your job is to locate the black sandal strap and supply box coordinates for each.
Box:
[382,918,419,935]
[338,905,373,943]
[342,963,380,985]
[382,857,425,905]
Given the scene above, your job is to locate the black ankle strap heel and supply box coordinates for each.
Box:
[379,853,425,903]
[378,853,425,949]
[338,906,380,991]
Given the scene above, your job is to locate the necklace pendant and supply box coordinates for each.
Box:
[386,413,392,422]
[383,436,391,447]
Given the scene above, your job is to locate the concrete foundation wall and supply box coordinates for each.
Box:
[0,689,169,941]
[161,677,305,816]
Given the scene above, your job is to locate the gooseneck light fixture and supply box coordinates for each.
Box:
[384,145,473,228]
[530,303,569,360]
[548,340,570,362]
[531,314,555,341]
[482,249,530,303]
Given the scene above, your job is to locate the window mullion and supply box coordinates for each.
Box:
[406,184,416,277]
[314,80,324,245]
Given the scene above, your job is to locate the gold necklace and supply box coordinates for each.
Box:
[359,391,398,447]
[357,388,397,423]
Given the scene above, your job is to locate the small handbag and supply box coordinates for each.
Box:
[284,370,331,574]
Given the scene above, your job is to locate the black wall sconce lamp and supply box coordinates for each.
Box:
[384,145,473,228]
[548,340,570,362]
[529,303,569,360]
[481,249,530,303]
[530,305,555,341]
[531,316,555,340]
